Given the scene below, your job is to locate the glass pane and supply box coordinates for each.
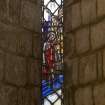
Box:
[47,93,58,103]
[42,0,64,105]
[57,89,61,95]
[44,99,51,105]
[44,0,50,5]
[44,9,50,21]
[54,99,61,105]
[47,2,58,13]
[56,0,61,5]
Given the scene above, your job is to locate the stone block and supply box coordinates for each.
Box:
[94,83,105,105]
[18,87,40,105]
[97,52,103,80]
[0,84,17,105]
[65,0,73,7]
[9,0,21,24]
[21,0,41,31]
[0,0,8,21]
[5,54,27,86]
[27,0,41,4]
[27,58,41,85]
[75,27,90,54]
[81,0,96,24]
[71,3,81,29]
[64,33,75,57]
[64,87,73,105]
[102,49,105,78]
[75,87,93,105]
[0,28,33,56]
[79,54,97,84]
[64,58,78,86]
[0,50,5,81]
[64,7,72,32]
[97,0,105,16]
[31,87,40,105]
[91,19,105,49]
[33,35,41,58]
[15,31,33,56]
[18,88,31,105]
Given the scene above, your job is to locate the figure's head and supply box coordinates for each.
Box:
[47,32,56,42]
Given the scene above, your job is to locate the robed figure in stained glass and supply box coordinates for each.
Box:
[42,0,64,105]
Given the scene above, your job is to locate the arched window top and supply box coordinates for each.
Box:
[41,0,64,105]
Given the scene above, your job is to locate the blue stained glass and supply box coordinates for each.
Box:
[42,75,64,97]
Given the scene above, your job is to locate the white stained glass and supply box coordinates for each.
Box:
[56,0,61,5]
[54,99,61,105]
[44,0,50,5]
[47,93,58,103]
[44,99,51,105]
[44,0,61,6]
[57,89,61,95]
[47,2,58,13]
[44,9,50,21]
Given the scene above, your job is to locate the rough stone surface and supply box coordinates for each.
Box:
[64,0,105,105]
[31,88,40,105]
[0,50,4,81]
[64,58,78,86]
[18,88,31,105]
[5,54,27,86]
[0,0,8,21]
[79,54,97,84]
[0,0,41,105]
[64,7,72,32]
[1,0,105,105]
[65,0,73,6]
[97,52,103,80]
[27,58,41,85]
[0,84,17,105]
[81,0,96,24]
[33,35,41,58]
[103,49,105,78]
[21,0,41,31]
[9,0,21,24]
[0,27,33,56]
[91,20,105,49]
[71,3,81,29]
[75,87,93,105]
[75,27,90,53]
[97,0,105,16]
[65,33,75,57]
[64,88,73,105]
[15,31,32,56]
[94,83,105,105]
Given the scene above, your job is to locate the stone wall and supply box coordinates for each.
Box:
[0,0,41,105]
[64,0,105,105]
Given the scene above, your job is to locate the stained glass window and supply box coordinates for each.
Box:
[41,0,64,105]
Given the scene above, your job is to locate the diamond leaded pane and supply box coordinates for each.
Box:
[42,0,64,105]
[47,2,58,13]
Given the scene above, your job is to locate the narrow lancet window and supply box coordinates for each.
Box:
[41,0,64,105]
